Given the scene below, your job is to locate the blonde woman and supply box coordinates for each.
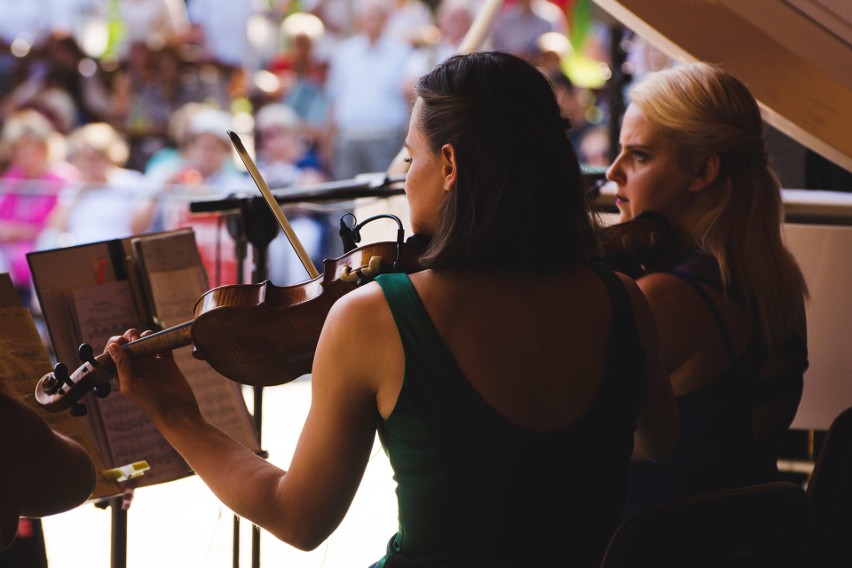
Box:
[41,122,152,247]
[606,62,809,515]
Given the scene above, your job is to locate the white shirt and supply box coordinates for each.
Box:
[186,0,253,68]
[59,168,152,245]
[326,34,412,132]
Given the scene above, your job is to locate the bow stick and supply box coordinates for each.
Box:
[228,130,321,279]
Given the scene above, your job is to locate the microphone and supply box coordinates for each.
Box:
[339,214,360,253]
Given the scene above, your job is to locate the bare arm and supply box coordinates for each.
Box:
[107,284,386,550]
[0,390,96,550]
[617,273,678,460]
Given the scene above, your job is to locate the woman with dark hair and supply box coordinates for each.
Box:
[107,52,676,567]
[606,62,809,515]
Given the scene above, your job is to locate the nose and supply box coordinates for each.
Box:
[606,152,625,185]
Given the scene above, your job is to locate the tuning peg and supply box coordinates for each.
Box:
[69,402,87,417]
[78,343,97,367]
[93,382,112,398]
[53,362,71,389]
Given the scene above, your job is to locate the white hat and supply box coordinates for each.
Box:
[187,108,232,144]
[255,104,301,132]
[281,12,325,41]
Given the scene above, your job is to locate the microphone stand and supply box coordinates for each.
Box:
[223,197,278,568]
[189,173,406,214]
[189,192,281,568]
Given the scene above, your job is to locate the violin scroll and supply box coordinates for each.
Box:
[35,344,117,415]
[36,323,195,414]
[594,212,678,278]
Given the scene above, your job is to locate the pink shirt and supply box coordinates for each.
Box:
[0,165,75,289]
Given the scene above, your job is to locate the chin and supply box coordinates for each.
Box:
[410,221,434,239]
[615,205,633,224]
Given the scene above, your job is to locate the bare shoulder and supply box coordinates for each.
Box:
[313,279,404,418]
[634,271,709,338]
[635,271,686,296]
[635,271,700,314]
[614,272,657,331]
[317,280,400,375]
[325,280,394,331]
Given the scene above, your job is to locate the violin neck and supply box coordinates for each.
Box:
[120,321,194,361]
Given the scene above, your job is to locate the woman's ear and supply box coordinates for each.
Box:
[441,143,457,192]
[688,154,720,193]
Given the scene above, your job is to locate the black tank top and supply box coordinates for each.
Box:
[374,263,647,567]
[625,249,807,517]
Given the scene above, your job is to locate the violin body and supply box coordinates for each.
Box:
[35,240,425,412]
[593,212,678,278]
[192,240,424,387]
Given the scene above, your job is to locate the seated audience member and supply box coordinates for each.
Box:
[40,122,153,248]
[143,106,251,285]
[107,52,677,567]
[0,108,77,306]
[325,0,412,181]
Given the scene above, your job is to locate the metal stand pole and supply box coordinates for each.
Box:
[110,497,127,568]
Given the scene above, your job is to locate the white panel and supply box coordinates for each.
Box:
[785,222,852,430]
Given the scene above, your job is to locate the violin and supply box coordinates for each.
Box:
[593,212,679,279]
[34,234,425,414]
[36,131,426,415]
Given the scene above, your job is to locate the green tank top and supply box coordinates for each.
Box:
[374,264,646,567]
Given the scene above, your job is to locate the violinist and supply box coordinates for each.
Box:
[605,62,809,516]
[106,52,677,567]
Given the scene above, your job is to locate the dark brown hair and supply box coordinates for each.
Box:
[414,51,597,271]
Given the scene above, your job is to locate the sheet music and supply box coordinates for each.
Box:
[65,279,192,486]
[0,306,71,428]
[146,266,207,323]
[131,231,207,322]
[90,393,191,486]
[66,280,139,355]
[0,293,120,499]
[25,229,260,500]
[133,232,260,452]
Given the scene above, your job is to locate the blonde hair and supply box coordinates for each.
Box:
[0,108,66,165]
[2,108,57,146]
[629,62,807,347]
[67,122,129,166]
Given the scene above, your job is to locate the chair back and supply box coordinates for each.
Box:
[600,481,810,567]
[807,406,852,566]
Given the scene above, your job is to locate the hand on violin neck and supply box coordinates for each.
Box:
[106,329,204,429]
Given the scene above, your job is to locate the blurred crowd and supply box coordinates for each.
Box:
[0,0,634,308]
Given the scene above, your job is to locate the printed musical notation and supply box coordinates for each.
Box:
[66,280,139,354]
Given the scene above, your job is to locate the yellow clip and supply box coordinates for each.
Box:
[102,461,150,482]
